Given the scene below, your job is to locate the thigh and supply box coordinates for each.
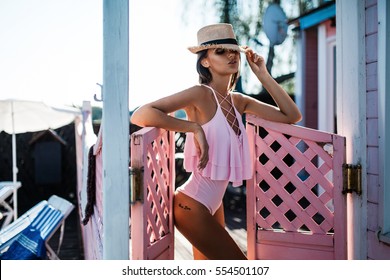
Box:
[192,204,225,260]
[213,204,225,227]
[174,192,246,260]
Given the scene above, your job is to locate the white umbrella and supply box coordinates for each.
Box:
[0,99,81,219]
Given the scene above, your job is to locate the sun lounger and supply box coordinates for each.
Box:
[0,195,74,260]
[0,181,22,229]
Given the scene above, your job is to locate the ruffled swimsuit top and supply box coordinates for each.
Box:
[183,84,252,187]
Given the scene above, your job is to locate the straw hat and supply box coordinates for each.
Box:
[188,23,244,54]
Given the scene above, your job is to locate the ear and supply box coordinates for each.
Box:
[201,58,209,68]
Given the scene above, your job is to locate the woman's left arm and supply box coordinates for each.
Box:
[240,47,302,124]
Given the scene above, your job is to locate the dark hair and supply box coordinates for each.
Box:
[196,49,240,91]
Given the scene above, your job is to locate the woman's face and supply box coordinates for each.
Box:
[203,48,240,76]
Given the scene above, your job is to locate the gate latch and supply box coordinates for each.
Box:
[342,164,362,195]
[130,167,144,203]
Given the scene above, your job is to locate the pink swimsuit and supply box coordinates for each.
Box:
[176,85,252,215]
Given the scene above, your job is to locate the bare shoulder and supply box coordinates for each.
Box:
[232,92,272,116]
[174,85,209,101]
[187,84,215,105]
[188,85,219,123]
[187,84,210,96]
[231,91,251,114]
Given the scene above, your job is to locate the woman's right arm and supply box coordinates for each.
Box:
[131,86,199,132]
[130,86,209,169]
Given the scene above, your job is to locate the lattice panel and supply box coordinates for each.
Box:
[144,131,171,244]
[254,126,335,235]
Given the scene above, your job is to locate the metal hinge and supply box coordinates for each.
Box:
[129,167,144,203]
[342,164,362,195]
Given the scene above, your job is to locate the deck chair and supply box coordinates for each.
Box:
[0,195,74,260]
[0,181,22,229]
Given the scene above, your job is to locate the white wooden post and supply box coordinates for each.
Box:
[318,24,336,133]
[11,101,18,219]
[336,0,367,259]
[317,24,327,131]
[102,0,129,259]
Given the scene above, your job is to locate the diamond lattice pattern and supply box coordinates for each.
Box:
[144,132,172,244]
[255,127,335,234]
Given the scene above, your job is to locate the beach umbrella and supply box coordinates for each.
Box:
[0,99,81,219]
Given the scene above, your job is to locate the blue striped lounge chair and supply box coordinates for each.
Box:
[0,195,74,260]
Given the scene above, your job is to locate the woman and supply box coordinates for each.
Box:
[131,23,301,260]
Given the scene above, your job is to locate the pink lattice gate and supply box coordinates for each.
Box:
[130,127,175,260]
[246,115,347,260]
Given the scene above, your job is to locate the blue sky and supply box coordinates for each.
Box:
[0,0,217,110]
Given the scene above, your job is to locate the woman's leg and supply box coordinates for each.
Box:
[174,191,246,260]
[192,204,226,260]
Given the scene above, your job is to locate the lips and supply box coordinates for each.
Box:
[228,60,237,64]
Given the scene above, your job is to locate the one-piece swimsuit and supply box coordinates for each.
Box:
[176,84,252,215]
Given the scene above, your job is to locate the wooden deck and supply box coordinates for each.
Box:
[47,208,85,260]
[53,185,246,260]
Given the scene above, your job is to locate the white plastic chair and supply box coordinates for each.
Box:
[0,181,22,229]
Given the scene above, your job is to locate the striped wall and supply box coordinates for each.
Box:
[365,0,390,259]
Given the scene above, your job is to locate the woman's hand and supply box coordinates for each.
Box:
[239,46,302,124]
[242,46,267,76]
[193,125,209,170]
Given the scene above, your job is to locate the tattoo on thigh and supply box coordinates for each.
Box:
[179,203,191,211]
